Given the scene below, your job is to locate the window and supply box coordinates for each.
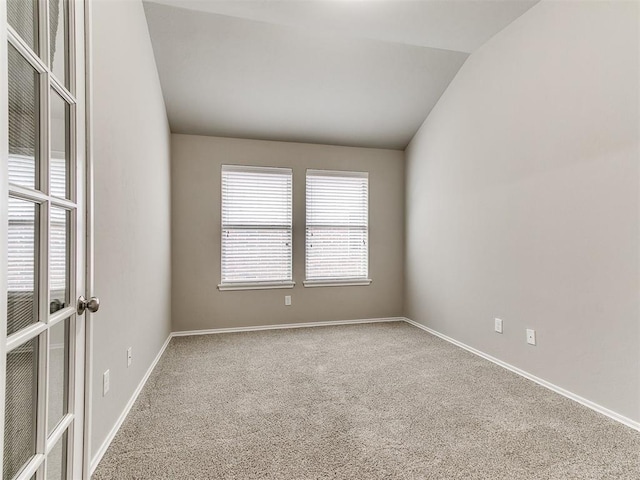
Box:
[219,165,293,290]
[305,170,371,286]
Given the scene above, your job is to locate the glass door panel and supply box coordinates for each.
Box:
[3,337,38,480]
[49,207,69,314]
[49,90,70,200]
[47,319,68,433]
[48,0,68,88]
[6,0,38,54]
[8,43,40,191]
[7,197,39,336]
[45,433,66,480]
[3,0,85,478]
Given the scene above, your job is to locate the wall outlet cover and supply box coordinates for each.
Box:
[526,329,536,345]
[494,318,503,334]
[285,295,292,306]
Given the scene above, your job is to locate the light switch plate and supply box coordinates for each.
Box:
[103,370,110,396]
[494,318,503,334]
[285,295,291,306]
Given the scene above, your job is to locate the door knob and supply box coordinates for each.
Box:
[77,295,100,315]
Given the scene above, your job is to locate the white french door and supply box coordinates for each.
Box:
[1,1,87,479]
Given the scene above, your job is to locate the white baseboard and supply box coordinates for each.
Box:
[90,315,638,477]
[171,317,404,337]
[403,317,640,432]
[89,334,172,475]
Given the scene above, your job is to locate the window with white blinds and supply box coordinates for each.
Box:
[8,155,67,294]
[220,165,294,290]
[305,170,371,286]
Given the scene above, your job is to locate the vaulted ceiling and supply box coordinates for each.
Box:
[143,0,538,149]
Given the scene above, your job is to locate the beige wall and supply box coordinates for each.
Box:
[405,0,639,423]
[91,0,172,462]
[171,134,404,331]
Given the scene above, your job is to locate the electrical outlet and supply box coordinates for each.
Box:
[526,329,536,345]
[285,295,291,306]
[103,370,110,396]
[494,318,503,334]
[127,347,132,367]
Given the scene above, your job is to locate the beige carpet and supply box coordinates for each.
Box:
[93,322,640,479]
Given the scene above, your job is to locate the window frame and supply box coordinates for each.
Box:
[218,164,295,291]
[304,169,371,288]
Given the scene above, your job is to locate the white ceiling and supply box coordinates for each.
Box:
[143,0,538,149]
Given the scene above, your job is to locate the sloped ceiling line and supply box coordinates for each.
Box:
[142,1,538,149]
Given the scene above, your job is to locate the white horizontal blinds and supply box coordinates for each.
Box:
[50,154,67,198]
[49,207,68,292]
[221,165,293,284]
[8,154,37,189]
[8,155,67,294]
[9,152,65,194]
[306,170,369,281]
[7,197,38,292]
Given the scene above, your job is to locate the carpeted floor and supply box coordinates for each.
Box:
[93,322,640,479]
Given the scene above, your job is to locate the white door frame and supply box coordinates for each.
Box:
[81,0,95,477]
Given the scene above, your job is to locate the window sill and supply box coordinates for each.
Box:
[218,282,295,291]
[303,279,372,288]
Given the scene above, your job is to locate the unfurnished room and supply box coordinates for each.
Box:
[0,0,639,479]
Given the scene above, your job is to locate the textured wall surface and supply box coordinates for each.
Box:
[91,0,172,460]
[405,0,640,422]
